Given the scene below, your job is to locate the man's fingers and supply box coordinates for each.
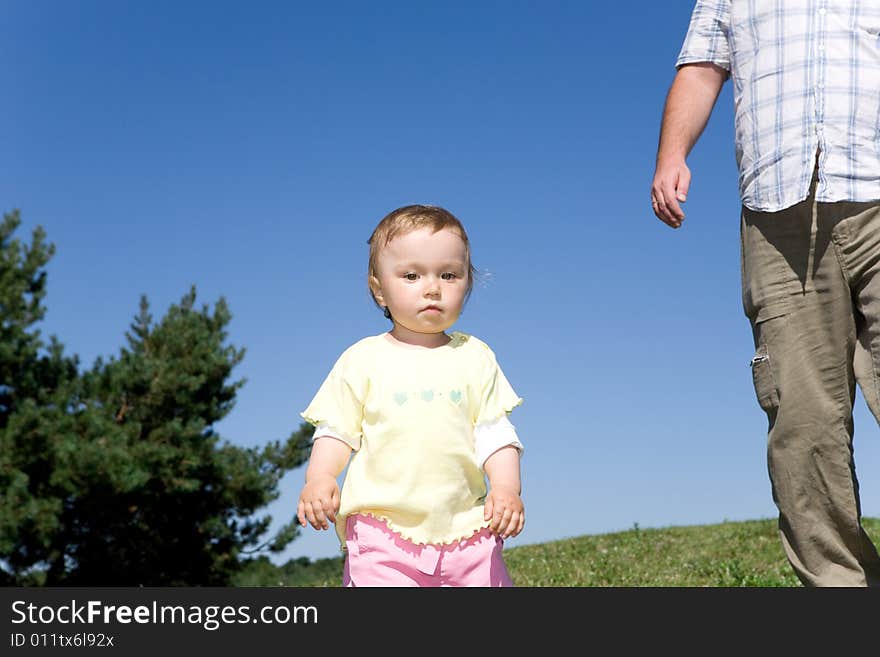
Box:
[661,179,685,221]
[651,166,689,228]
[651,184,675,226]
[676,168,691,201]
[652,190,681,228]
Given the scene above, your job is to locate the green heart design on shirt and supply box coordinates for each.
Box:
[394,392,407,405]
[449,390,462,403]
[420,390,434,402]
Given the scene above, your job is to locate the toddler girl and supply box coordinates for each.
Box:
[296,204,524,586]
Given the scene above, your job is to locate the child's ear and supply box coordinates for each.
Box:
[369,275,384,305]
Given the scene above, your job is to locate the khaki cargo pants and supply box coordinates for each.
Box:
[742,169,880,586]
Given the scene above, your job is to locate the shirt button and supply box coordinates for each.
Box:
[819,7,826,14]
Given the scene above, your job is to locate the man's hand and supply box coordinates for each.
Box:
[652,158,691,228]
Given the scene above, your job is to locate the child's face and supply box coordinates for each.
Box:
[371,226,469,343]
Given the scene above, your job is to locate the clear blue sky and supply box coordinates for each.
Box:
[4,1,880,563]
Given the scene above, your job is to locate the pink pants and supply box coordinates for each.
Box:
[342,514,514,587]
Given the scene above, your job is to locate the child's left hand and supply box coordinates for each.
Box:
[484,485,525,539]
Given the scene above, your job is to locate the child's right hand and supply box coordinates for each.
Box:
[296,474,341,530]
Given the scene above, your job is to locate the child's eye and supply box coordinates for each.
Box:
[441,272,458,281]
[403,273,418,281]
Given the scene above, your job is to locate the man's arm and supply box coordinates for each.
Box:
[651,62,728,229]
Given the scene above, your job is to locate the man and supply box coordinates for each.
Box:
[651,1,880,586]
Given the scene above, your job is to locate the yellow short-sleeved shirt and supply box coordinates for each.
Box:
[301,331,523,549]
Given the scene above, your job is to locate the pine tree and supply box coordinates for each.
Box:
[0,211,311,584]
[0,209,79,584]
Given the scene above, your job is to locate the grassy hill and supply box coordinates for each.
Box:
[235,517,880,587]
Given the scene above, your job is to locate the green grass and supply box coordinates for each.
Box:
[236,517,880,587]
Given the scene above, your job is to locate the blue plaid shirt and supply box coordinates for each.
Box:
[678,1,880,212]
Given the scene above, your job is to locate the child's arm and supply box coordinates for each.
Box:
[483,445,524,539]
[296,436,352,531]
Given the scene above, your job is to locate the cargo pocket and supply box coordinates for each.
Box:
[750,343,779,413]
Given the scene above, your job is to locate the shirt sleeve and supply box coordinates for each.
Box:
[473,342,523,426]
[675,0,731,71]
[311,423,358,450]
[300,347,366,450]
[474,415,524,470]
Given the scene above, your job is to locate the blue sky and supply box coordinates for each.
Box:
[4,1,880,564]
